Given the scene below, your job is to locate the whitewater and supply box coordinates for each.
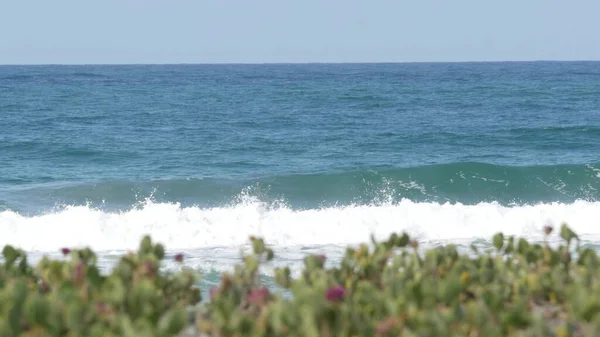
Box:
[2,198,598,253]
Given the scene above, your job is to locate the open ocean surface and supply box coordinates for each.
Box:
[1,62,600,289]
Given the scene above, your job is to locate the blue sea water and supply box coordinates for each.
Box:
[1,62,600,284]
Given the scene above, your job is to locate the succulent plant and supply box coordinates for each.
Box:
[1,235,201,337]
[192,224,600,336]
[3,225,600,336]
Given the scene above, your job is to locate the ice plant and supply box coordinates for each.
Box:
[72,261,86,284]
[96,302,110,316]
[174,253,184,262]
[248,287,270,306]
[1,234,201,337]
[142,260,155,277]
[209,287,220,300]
[325,285,346,302]
[39,280,50,293]
[316,254,326,262]
[375,317,397,335]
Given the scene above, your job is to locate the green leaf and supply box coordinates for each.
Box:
[251,237,265,255]
[266,248,275,261]
[504,236,515,254]
[560,223,579,244]
[396,233,410,248]
[65,302,85,332]
[157,307,187,336]
[154,243,165,260]
[24,295,50,326]
[517,238,530,255]
[139,235,153,255]
[2,245,19,266]
[493,233,504,251]
[118,316,138,337]
[104,277,126,305]
[87,266,103,288]
[440,278,461,305]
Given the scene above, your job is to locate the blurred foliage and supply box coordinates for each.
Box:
[197,224,598,337]
[3,224,600,336]
[0,236,200,337]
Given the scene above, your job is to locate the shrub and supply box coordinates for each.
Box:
[0,236,200,336]
[195,224,599,337]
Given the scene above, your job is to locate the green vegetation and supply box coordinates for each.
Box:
[2,224,600,336]
[0,237,199,337]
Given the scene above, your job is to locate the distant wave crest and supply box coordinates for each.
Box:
[6,163,600,211]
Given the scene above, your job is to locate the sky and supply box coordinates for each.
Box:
[1,0,600,64]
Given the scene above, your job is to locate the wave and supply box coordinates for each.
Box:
[1,198,600,253]
[4,163,600,213]
[1,71,108,79]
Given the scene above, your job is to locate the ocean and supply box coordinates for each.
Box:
[1,62,600,290]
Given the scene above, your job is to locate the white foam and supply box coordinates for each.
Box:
[1,199,599,252]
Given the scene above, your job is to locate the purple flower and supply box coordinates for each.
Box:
[248,287,270,306]
[325,286,346,302]
[61,248,71,256]
[174,253,184,263]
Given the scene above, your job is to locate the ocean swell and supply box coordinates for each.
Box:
[3,162,599,213]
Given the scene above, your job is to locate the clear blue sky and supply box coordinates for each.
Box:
[1,0,599,64]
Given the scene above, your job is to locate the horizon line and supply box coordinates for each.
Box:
[1,59,600,67]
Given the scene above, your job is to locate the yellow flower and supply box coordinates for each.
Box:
[460,272,470,283]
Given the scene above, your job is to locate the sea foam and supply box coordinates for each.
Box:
[1,198,599,252]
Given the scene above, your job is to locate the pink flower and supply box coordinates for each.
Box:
[325,286,346,302]
[39,280,50,293]
[375,317,397,335]
[248,287,270,306]
[142,260,156,277]
[96,302,109,314]
[72,261,86,284]
[174,253,184,262]
[61,248,71,256]
[210,287,220,300]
